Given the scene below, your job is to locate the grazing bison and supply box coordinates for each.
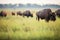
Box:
[55,9,60,17]
[23,10,33,18]
[12,12,15,15]
[0,11,7,17]
[17,11,23,16]
[50,12,56,21]
[36,9,52,22]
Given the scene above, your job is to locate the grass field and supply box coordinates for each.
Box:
[0,8,60,40]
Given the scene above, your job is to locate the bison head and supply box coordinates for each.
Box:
[50,12,56,21]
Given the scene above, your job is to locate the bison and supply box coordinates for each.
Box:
[55,9,60,17]
[23,10,33,18]
[17,11,23,16]
[0,11,7,17]
[50,12,56,21]
[12,12,15,15]
[36,9,52,22]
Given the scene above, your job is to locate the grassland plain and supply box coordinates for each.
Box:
[0,8,60,40]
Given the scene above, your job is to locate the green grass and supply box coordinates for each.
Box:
[0,9,60,40]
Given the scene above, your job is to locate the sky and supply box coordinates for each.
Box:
[0,0,60,5]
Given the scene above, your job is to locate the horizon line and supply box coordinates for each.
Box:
[0,3,60,5]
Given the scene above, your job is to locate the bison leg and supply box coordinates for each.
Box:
[45,19,49,22]
[38,17,40,21]
[27,16,29,18]
[37,16,40,21]
[57,15,60,18]
[17,14,18,16]
[4,14,7,17]
[45,17,50,22]
[23,15,25,18]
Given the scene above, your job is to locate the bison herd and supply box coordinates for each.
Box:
[0,9,60,22]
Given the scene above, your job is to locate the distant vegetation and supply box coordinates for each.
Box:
[0,4,60,8]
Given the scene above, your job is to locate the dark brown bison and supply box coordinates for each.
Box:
[0,11,7,17]
[23,10,33,18]
[36,9,52,22]
[55,9,60,17]
[17,11,23,16]
[50,12,56,21]
[12,12,15,15]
